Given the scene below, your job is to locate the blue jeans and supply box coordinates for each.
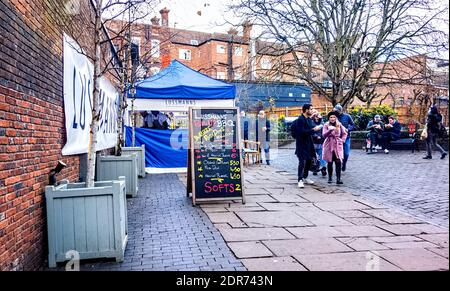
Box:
[315,147,327,168]
[343,137,351,160]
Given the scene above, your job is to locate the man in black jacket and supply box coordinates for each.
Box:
[291,104,323,188]
[382,116,402,154]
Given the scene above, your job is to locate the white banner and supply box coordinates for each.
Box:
[62,33,119,155]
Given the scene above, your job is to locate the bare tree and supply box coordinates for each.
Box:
[55,0,159,187]
[229,0,448,107]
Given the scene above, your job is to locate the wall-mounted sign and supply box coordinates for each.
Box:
[62,33,119,155]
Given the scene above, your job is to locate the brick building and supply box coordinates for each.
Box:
[0,0,118,270]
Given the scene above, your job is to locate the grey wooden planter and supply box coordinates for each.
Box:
[45,178,128,268]
[122,145,146,177]
[96,154,139,197]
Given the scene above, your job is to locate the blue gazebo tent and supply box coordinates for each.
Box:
[134,59,235,100]
[125,60,236,173]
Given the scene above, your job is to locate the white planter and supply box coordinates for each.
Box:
[96,154,139,197]
[45,178,128,268]
[122,145,146,178]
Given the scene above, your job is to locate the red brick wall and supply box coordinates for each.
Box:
[0,0,93,270]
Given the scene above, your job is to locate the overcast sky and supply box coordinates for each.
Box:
[155,0,238,33]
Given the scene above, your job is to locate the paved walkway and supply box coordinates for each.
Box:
[270,145,449,228]
[83,174,245,271]
[198,166,448,271]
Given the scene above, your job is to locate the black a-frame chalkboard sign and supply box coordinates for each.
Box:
[187,107,245,205]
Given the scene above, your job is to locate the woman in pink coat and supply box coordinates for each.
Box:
[322,111,348,184]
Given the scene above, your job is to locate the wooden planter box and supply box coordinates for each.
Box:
[45,178,128,268]
[96,154,139,197]
[122,145,146,178]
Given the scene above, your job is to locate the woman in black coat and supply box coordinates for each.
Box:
[424,106,447,160]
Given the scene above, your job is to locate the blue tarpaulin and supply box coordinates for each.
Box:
[125,126,189,168]
[134,60,235,100]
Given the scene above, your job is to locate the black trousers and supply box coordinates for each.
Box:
[298,158,312,181]
[381,132,399,150]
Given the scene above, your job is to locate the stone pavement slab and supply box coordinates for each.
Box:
[294,252,402,271]
[241,257,307,271]
[417,233,449,248]
[336,237,390,251]
[376,248,449,271]
[286,226,345,239]
[236,211,312,227]
[227,241,273,258]
[218,227,295,242]
[263,238,352,256]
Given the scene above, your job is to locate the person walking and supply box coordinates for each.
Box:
[322,111,348,184]
[291,104,322,188]
[311,110,327,176]
[240,110,249,140]
[256,110,271,165]
[423,105,447,160]
[333,104,354,171]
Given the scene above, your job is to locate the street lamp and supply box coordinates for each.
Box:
[130,85,136,146]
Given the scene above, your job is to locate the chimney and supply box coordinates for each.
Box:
[151,16,160,26]
[160,7,170,27]
[228,28,238,35]
[242,21,253,41]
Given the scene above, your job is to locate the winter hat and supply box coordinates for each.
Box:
[334,104,343,112]
[327,111,338,118]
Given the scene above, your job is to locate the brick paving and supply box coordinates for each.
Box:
[81,174,245,271]
[270,145,449,228]
[56,155,448,271]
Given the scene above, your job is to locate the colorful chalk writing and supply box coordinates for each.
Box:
[189,108,244,201]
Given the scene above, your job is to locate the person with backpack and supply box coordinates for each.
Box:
[311,110,327,176]
[423,105,447,160]
[291,104,323,188]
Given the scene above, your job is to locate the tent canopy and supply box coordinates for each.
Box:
[135,60,236,100]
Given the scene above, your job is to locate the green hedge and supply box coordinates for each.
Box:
[348,105,398,131]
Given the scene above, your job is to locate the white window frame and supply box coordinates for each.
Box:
[216,44,226,54]
[179,49,192,61]
[234,46,243,56]
[216,71,226,80]
[261,58,271,70]
[151,39,160,58]
[190,39,199,46]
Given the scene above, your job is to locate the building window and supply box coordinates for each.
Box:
[112,44,120,67]
[398,97,404,106]
[217,72,226,80]
[190,39,199,45]
[217,44,226,54]
[179,49,191,60]
[150,67,160,75]
[261,58,271,70]
[235,47,243,56]
[234,72,242,80]
[151,39,160,58]
[131,45,140,68]
[407,97,413,106]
